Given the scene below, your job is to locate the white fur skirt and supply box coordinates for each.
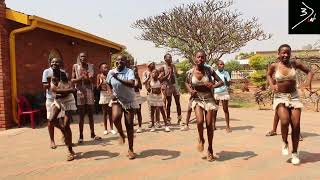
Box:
[192,97,218,111]
[99,91,112,105]
[60,94,77,111]
[51,99,65,119]
[273,91,303,110]
[135,92,146,105]
[148,93,165,107]
[214,91,230,101]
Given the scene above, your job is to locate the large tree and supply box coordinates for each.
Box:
[132,0,271,65]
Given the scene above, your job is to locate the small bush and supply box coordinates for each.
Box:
[250,70,267,87]
[175,60,192,93]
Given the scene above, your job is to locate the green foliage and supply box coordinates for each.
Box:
[248,55,270,70]
[224,60,243,74]
[175,60,192,93]
[250,70,267,87]
[248,55,275,87]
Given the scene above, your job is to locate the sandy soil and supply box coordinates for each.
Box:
[0,93,319,180]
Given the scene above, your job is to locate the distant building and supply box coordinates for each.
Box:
[256,49,320,58]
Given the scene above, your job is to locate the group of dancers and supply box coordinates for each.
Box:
[42,44,313,165]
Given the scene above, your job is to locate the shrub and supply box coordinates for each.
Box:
[224,60,243,74]
[250,70,267,87]
[175,60,192,93]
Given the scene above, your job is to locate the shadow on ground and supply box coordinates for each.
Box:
[300,151,320,164]
[301,131,320,139]
[77,136,119,146]
[216,125,255,131]
[77,150,120,160]
[138,149,181,160]
[216,117,241,122]
[215,150,258,161]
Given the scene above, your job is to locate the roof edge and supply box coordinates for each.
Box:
[5,8,125,52]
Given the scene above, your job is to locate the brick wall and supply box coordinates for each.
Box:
[0,0,13,129]
[0,18,113,129]
[13,28,112,96]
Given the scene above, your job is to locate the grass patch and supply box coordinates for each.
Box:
[229,96,255,108]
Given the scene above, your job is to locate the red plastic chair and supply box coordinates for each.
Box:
[17,96,41,129]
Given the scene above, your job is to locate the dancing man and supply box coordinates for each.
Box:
[107,55,139,159]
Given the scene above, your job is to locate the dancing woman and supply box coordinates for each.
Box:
[97,63,116,135]
[107,55,139,159]
[42,57,65,149]
[45,57,77,161]
[132,65,144,133]
[186,50,223,161]
[267,44,313,165]
[147,69,170,132]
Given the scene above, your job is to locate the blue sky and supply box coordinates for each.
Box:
[6,0,320,64]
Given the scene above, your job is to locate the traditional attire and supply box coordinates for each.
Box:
[187,67,218,111]
[162,64,180,96]
[98,75,112,105]
[147,80,165,107]
[273,65,303,110]
[134,79,145,105]
[73,63,95,105]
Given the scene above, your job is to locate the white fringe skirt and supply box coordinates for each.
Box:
[99,91,112,105]
[135,92,147,105]
[192,97,218,111]
[214,91,230,101]
[148,93,165,107]
[273,91,303,110]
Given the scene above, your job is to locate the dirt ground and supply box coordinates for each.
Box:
[0,93,319,180]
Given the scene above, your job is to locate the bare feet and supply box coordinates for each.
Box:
[265,130,277,136]
[67,153,74,161]
[50,141,57,149]
[127,150,136,160]
[197,138,205,152]
[226,127,232,133]
[207,151,215,162]
[69,149,76,156]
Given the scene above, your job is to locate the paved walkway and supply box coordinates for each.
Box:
[0,98,319,179]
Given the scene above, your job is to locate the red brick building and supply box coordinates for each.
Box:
[0,1,124,129]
